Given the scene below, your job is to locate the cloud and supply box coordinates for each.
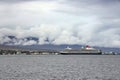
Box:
[58,0,120,17]
[0,23,120,47]
[0,0,120,47]
[0,0,55,3]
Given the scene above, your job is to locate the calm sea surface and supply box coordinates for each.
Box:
[0,55,120,80]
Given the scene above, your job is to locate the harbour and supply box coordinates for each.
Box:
[0,45,119,55]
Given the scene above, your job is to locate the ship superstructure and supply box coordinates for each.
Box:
[60,45,102,55]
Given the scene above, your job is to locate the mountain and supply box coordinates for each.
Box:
[2,35,39,45]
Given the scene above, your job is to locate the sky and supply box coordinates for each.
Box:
[0,0,120,47]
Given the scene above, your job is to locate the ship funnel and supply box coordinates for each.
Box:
[86,45,90,48]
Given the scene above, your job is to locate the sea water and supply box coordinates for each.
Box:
[0,55,120,80]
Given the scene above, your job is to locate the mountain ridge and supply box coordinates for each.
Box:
[0,35,120,53]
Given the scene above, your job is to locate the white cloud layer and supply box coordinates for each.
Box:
[0,0,120,47]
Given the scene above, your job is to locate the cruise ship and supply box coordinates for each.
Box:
[60,45,102,55]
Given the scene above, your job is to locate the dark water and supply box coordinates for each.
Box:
[0,55,120,80]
